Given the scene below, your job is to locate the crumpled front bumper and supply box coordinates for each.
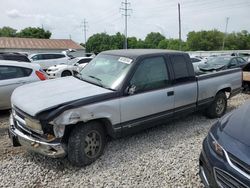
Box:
[9,114,66,158]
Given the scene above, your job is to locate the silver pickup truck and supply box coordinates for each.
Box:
[9,49,242,166]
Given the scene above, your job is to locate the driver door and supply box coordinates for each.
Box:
[120,56,174,134]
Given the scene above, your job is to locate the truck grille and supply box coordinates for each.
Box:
[228,153,250,176]
[214,168,248,188]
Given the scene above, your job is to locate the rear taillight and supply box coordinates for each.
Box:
[35,71,47,80]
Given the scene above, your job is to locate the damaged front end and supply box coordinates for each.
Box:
[9,107,66,158]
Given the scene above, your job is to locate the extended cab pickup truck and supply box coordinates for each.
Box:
[9,49,242,166]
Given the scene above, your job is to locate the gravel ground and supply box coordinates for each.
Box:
[0,93,249,188]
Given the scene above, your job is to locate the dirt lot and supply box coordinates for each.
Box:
[0,93,249,187]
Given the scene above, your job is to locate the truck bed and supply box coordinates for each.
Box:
[196,68,242,102]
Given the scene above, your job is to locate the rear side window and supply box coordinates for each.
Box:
[0,66,32,80]
[190,58,201,63]
[78,58,92,64]
[237,57,246,64]
[170,55,192,83]
[31,54,43,61]
[0,55,30,62]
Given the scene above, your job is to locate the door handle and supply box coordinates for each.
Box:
[167,91,174,96]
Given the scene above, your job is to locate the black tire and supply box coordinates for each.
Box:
[67,121,106,166]
[206,92,227,118]
[61,70,72,77]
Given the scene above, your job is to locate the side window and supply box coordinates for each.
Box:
[53,54,65,59]
[130,56,170,93]
[78,59,91,64]
[190,58,200,63]
[237,58,246,64]
[31,55,38,61]
[170,55,191,83]
[230,59,238,66]
[0,66,31,80]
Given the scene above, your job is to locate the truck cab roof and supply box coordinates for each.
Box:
[102,49,187,59]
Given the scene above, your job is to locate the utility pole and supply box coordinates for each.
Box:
[120,0,132,49]
[178,3,182,51]
[222,17,229,50]
[81,19,88,44]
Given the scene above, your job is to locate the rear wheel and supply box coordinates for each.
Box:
[206,92,227,118]
[61,70,72,77]
[67,121,106,166]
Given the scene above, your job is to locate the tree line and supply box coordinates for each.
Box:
[0,26,249,53]
[86,30,250,53]
[0,26,51,39]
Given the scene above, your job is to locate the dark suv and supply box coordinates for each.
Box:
[0,52,31,62]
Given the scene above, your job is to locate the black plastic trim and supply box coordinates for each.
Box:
[36,91,121,122]
[198,68,241,81]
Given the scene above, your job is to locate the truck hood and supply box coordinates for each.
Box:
[11,76,113,116]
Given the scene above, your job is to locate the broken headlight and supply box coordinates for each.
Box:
[25,117,43,134]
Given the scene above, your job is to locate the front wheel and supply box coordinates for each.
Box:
[206,92,227,118]
[67,121,106,166]
[61,70,72,77]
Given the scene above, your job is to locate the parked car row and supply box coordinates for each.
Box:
[0,51,93,110]
[190,54,248,74]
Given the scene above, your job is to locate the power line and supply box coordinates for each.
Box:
[178,3,182,51]
[120,0,132,49]
[222,17,230,50]
[81,19,88,44]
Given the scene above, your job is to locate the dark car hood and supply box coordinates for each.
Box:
[211,102,250,165]
[199,64,225,71]
[222,102,250,147]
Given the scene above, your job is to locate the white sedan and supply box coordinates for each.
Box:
[0,60,47,110]
[46,57,93,79]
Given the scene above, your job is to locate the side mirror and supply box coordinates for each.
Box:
[126,85,136,95]
[74,63,79,66]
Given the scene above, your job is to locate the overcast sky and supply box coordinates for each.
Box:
[1,0,250,43]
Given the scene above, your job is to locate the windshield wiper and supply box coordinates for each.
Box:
[88,75,103,86]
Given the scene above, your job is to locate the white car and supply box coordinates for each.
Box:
[0,60,47,110]
[46,57,93,78]
[29,53,72,70]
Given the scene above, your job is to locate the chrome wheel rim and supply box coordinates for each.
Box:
[84,131,101,158]
[216,98,225,115]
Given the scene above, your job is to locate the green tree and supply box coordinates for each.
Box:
[144,32,165,48]
[0,27,17,37]
[136,39,146,48]
[17,27,51,39]
[158,39,169,49]
[128,37,138,49]
[86,33,112,53]
[186,30,224,51]
[110,32,124,49]
[224,30,250,50]
[167,39,182,50]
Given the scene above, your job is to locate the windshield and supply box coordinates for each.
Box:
[207,57,231,65]
[79,54,133,90]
